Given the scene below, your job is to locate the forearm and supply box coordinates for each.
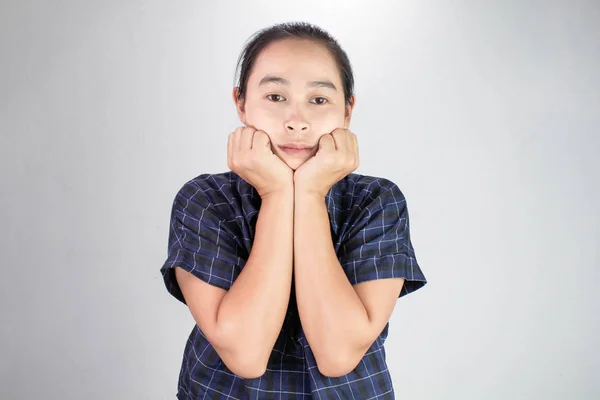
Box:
[293,192,372,374]
[217,188,294,362]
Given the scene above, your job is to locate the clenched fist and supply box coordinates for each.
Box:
[227,126,293,198]
[294,128,359,198]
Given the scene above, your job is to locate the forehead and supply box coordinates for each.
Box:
[249,39,341,85]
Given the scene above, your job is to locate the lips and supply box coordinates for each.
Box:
[278,144,314,156]
[279,143,313,150]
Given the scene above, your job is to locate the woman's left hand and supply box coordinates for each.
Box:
[294,128,359,198]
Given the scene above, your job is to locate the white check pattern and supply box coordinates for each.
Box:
[161,172,427,399]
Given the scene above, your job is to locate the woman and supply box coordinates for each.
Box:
[161,21,427,399]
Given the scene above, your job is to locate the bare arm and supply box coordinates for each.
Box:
[176,188,294,379]
[293,192,404,377]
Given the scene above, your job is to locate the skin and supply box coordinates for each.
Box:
[176,37,405,379]
[234,38,353,172]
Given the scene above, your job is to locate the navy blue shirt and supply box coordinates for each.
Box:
[161,171,427,399]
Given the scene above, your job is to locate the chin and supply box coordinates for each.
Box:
[282,157,307,171]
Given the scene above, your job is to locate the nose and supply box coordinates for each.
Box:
[284,112,310,133]
[285,121,309,133]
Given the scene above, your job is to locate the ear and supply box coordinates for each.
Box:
[343,94,356,129]
[232,87,247,125]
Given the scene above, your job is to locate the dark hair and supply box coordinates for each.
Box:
[234,22,355,108]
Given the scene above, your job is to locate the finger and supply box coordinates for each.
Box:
[241,126,255,150]
[319,134,336,153]
[331,128,348,151]
[253,130,271,150]
[342,130,354,153]
[346,130,354,152]
[233,126,243,151]
[336,129,351,152]
[341,129,355,157]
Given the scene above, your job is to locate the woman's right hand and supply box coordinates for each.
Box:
[227,126,293,198]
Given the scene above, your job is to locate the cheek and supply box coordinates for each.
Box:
[307,105,346,124]
[309,112,345,132]
[245,104,281,128]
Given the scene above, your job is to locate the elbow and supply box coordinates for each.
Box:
[226,357,268,379]
[219,349,268,379]
[316,356,358,378]
[210,324,270,379]
[313,338,373,378]
[215,342,270,379]
[314,349,362,378]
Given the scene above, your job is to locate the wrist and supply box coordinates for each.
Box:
[294,187,327,202]
[259,184,294,201]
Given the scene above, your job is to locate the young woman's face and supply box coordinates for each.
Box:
[234,38,355,170]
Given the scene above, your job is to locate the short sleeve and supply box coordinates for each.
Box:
[338,183,427,298]
[160,184,245,305]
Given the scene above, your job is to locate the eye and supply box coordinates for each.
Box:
[311,97,328,105]
[266,94,285,102]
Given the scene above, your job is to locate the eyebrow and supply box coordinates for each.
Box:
[258,75,338,91]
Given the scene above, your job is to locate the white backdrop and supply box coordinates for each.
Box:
[1,1,598,399]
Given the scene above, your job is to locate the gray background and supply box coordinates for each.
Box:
[1,1,598,399]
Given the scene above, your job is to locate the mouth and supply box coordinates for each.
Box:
[278,144,315,156]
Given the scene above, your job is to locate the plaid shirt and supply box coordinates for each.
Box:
[161,171,427,399]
